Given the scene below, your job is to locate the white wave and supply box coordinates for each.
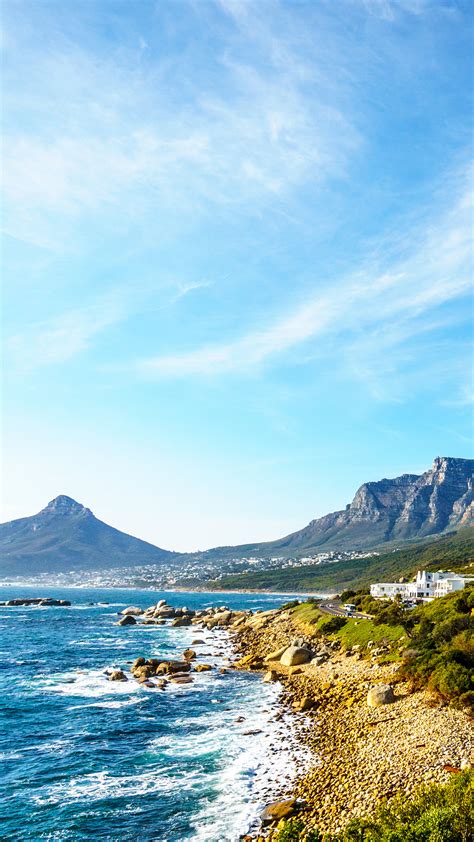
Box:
[74,697,144,710]
[39,668,138,698]
[31,767,202,806]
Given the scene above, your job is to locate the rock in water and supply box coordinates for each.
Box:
[118,614,136,626]
[109,670,127,681]
[120,606,143,616]
[280,646,312,667]
[367,684,395,707]
[182,648,197,661]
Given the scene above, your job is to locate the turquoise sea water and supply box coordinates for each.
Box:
[0,587,301,841]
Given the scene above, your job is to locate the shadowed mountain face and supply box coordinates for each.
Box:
[1,458,472,576]
[0,495,178,576]
[197,456,474,560]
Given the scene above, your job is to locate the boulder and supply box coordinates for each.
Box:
[263,670,278,683]
[280,646,312,667]
[155,607,176,617]
[261,799,296,824]
[118,615,136,626]
[195,664,212,672]
[234,654,264,670]
[156,660,192,675]
[169,674,193,684]
[311,653,329,666]
[293,695,315,712]
[367,684,395,707]
[171,616,192,627]
[132,657,146,670]
[265,645,288,662]
[134,665,153,680]
[120,606,143,616]
[191,639,205,645]
[109,670,127,681]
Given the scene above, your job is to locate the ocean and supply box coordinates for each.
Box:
[0,587,306,841]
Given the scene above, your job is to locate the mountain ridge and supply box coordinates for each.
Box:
[190,456,473,560]
[0,494,178,575]
[0,457,472,576]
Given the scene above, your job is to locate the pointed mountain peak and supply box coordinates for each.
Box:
[42,495,89,515]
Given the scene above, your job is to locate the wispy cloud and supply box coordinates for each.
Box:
[130,164,472,384]
[6,278,211,371]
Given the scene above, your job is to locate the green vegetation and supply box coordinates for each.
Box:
[288,586,473,707]
[334,617,405,650]
[275,771,473,841]
[288,600,405,649]
[208,529,474,593]
[398,587,474,709]
[319,615,347,634]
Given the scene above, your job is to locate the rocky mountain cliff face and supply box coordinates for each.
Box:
[0,495,178,576]
[267,456,473,553]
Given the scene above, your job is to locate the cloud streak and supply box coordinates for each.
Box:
[130,165,472,380]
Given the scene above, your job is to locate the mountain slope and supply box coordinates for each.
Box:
[0,495,179,576]
[195,456,473,560]
[206,528,474,593]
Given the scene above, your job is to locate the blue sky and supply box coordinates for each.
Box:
[2,0,473,550]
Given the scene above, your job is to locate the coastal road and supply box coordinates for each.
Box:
[318,600,371,620]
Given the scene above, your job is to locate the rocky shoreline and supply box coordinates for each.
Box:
[227,605,474,840]
[106,598,473,840]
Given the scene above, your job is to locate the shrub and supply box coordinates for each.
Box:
[281,600,301,610]
[328,770,473,841]
[429,662,472,700]
[457,690,474,711]
[274,819,321,841]
[340,589,357,603]
[319,616,347,634]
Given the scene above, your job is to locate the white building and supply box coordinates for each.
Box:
[370,570,474,601]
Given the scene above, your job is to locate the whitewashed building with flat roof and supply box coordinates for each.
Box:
[370,570,474,601]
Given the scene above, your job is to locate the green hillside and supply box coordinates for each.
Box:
[207,528,474,593]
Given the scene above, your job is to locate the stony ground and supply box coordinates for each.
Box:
[229,608,474,839]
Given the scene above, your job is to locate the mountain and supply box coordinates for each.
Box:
[1,457,472,578]
[196,456,473,560]
[206,528,474,593]
[0,495,179,576]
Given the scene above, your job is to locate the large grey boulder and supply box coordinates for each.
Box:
[120,606,143,616]
[367,684,395,707]
[280,646,312,667]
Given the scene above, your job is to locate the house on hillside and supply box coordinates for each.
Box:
[370,569,474,601]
